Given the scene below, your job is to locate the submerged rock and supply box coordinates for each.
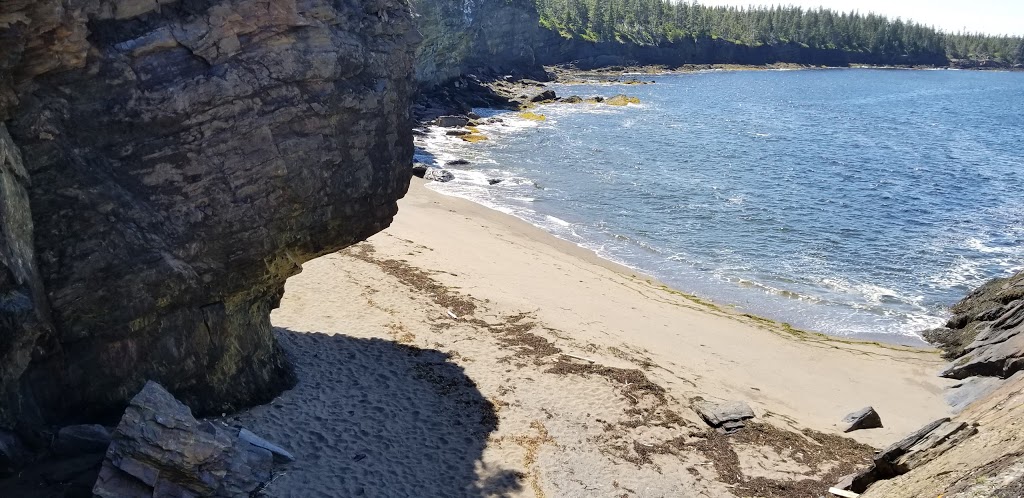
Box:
[93,381,291,498]
[606,94,641,106]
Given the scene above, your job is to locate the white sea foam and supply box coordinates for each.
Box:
[544,215,570,227]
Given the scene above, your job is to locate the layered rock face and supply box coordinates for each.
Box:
[849,272,1024,496]
[411,0,548,86]
[0,0,417,430]
[925,271,1024,379]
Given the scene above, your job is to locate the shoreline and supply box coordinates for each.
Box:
[422,178,935,353]
[230,178,954,496]
[546,62,1024,83]
[421,176,936,351]
[414,86,951,348]
[395,178,954,434]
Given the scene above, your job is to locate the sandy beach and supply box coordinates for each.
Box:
[231,178,954,497]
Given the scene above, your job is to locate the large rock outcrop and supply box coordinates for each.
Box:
[847,272,1024,496]
[858,372,1024,498]
[0,0,417,432]
[924,270,1024,379]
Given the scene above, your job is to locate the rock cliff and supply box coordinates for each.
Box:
[0,0,417,432]
[409,0,950,91]
[411,0,548,86]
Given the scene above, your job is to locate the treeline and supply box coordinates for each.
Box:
[535,0,1024,65]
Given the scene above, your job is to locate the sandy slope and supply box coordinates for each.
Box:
[231,179,954,497]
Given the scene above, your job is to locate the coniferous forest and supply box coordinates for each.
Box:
[533,0,1024,65]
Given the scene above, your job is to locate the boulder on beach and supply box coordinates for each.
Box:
[693,400,755,434]
[93,381,292,498]
[840,406,883,432]
[412,163,430,178]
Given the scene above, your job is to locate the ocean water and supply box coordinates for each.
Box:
[415,68,1024,345]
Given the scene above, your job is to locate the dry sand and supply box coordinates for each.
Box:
[231,179,955,497]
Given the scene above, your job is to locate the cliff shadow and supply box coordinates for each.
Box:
[226,327,522,498]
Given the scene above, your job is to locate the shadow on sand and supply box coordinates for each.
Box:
[228,327,522,498]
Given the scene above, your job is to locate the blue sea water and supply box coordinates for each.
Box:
[416,68,1024,345]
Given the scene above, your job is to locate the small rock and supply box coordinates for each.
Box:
[239,428,295,463]
[530,89,557,102]
[412,163,429,178]
[423,168,454,183]
[435,115,469,127]
[52,424,112,456]
[466,112,481,119]
[445,159,470,166]
[693,400,755,433]
[561,95,583,104]
[488,178,503,185]
[841,406,883,432]
[485,117,503,124]
[445,129,470,136]
[834,472,857,491]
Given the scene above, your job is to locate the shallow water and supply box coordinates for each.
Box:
[416,68,1024,345]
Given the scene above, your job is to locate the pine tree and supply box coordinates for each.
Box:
[531,0,1021,63]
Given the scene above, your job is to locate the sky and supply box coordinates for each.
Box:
[691,0,1024,36]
